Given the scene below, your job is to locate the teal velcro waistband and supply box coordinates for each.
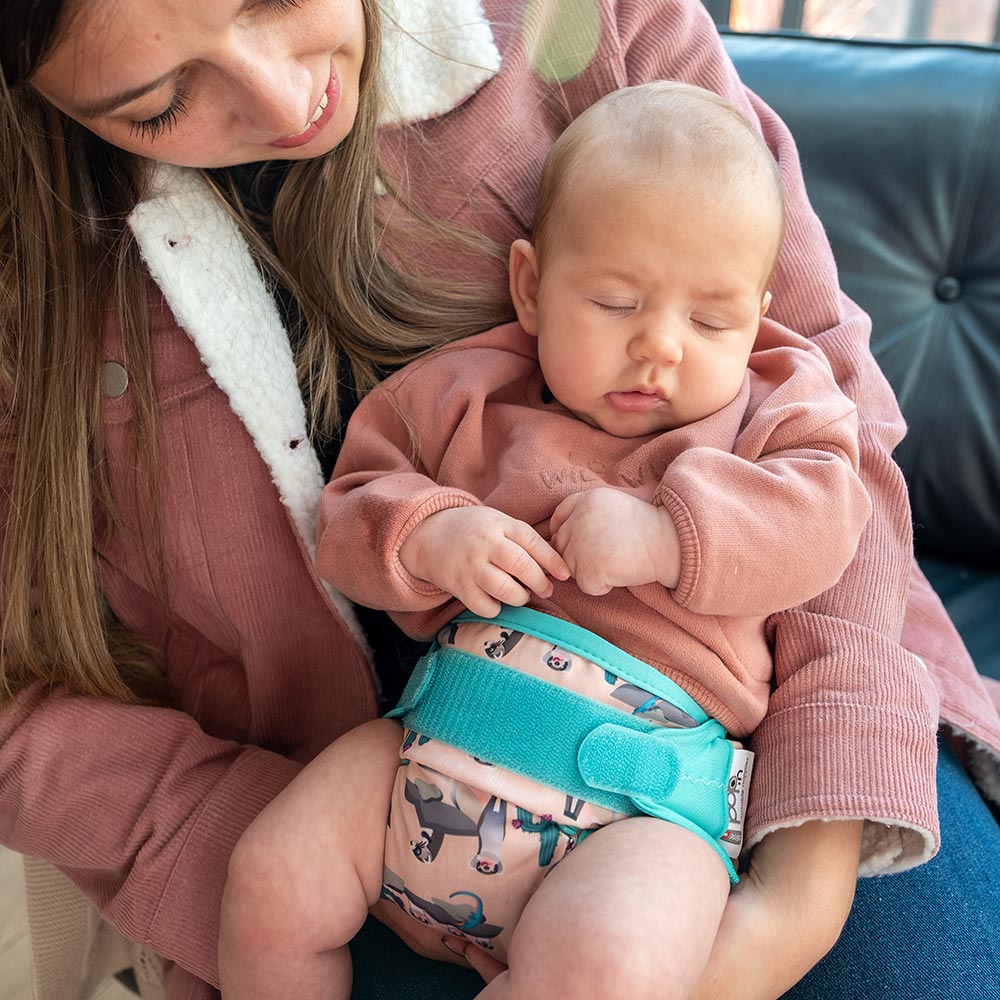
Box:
[387,608,738,882]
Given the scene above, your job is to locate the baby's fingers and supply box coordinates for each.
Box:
[504,525,570,591]
[459,580,505,619]
[547,493,581,538]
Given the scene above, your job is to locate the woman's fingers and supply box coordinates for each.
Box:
[452,941,508,984]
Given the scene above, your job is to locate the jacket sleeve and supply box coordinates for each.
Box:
[0,684,301,989]
[0,424,309,988]
[316,373,476,630]
[657,348,871,619]
[616,0,940,869]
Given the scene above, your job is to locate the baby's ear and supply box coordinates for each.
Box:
[509,239,541,336]
[760,290,772,318]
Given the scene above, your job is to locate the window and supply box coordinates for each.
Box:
[703,0,1000,44]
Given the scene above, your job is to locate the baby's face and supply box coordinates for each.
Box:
[527,173,774,438]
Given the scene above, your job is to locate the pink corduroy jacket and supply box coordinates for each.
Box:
[2,1,998,998]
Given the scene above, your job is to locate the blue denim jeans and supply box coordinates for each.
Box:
[786,737,1000,999]
[348,739,1000,999]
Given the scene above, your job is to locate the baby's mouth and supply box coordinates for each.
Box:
[606,388,668,412]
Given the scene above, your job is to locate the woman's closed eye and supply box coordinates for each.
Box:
[126,0,305,143]
[129,87,191,142]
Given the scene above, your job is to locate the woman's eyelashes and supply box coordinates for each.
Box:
[129,87,190,142]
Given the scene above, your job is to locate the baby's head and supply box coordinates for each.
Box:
[509,81,785,437]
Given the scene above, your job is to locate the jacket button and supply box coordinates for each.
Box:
[933,276,962,302]
[103,361,129,398]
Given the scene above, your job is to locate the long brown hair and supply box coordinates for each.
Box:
[0,0,511,706]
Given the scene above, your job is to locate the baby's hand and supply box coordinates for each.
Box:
[549,489,681,595]
[399,506,570,617]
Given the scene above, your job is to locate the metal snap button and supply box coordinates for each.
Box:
[103,361,129,398]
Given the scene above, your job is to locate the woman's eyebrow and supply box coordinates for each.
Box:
[74,70,177,118]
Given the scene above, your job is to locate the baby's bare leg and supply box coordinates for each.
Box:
[219,718,402,1000]
[477,817,729,1000]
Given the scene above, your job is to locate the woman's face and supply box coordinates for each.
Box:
[31,0,367,167]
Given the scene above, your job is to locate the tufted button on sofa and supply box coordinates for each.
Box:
[724,30,1000,682]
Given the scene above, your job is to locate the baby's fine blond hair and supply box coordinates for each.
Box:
[532,80,786,272]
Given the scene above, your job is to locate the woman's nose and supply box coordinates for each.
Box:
[223,46,315,139]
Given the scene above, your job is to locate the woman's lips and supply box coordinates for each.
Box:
[606,389,668,413]
[270,64,340,149]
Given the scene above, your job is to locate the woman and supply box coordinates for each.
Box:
[1,0,998,998]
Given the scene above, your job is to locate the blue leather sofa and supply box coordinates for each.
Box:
[724,30,1000,682]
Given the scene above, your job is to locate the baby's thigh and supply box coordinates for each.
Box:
[507,817,730,1000]
[231,719,403,918]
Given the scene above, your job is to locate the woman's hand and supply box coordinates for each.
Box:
[398,506,570,617]
[691,820,863,1000]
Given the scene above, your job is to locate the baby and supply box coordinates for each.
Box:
[219,81,871,1000]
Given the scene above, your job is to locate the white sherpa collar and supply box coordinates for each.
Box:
[378,0,502,126]
[128,1,500,653]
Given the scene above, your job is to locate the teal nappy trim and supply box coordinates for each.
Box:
[453,605,710,725]
[388,607,739,882]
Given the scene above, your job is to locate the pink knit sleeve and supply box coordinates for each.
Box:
[657,347,871,618]
[615,0,940,869]
[316,368,477,632]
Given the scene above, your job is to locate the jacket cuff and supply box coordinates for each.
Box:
[745,700,939,875]
[654,486,699,605]
[390,492,481,597]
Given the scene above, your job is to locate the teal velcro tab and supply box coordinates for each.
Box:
[454,605,708,725]
[579,723,680,802]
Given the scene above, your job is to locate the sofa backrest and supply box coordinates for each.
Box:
[724,31,1000,568]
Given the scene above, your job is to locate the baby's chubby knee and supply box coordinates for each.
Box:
[222,821,371,958]
[223,718,400,935]
[221,741,389,960]
[220,826,295,961]
[507,914,688,1000]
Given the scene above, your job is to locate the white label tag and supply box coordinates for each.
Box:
[719,746,754,860]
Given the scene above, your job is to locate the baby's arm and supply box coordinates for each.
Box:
[550,345,870,617]
[317,374,567,625]
[660,344,871,618]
